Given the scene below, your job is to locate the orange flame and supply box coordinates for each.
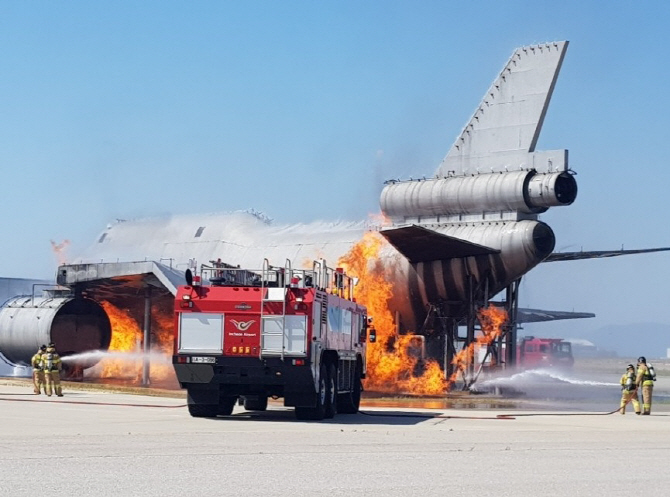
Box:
[150,307,178,385]
[97,301,177,385]
[337,232,446,395]
[99,301,142,380]
[447,305,508,389]
[50,239,70,266]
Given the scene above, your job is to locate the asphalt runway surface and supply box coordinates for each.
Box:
[2,378,670,497]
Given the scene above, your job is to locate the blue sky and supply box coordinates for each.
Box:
[1,1,669,340]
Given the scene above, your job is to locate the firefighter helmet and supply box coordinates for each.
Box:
[638,356,646,364]
[627,364,634,370]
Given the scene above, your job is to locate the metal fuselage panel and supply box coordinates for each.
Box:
[380,220,554,329]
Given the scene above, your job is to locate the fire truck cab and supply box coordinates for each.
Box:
[517,336,574,369]
[172,258,370,420]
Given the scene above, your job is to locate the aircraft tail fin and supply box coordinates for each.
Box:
[437,41,569,177]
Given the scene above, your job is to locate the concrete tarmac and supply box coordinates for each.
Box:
[1,384,669,497]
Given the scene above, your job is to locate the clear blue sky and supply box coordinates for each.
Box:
[1,1,669,338]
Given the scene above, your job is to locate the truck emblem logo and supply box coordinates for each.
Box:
[231,320,255,331]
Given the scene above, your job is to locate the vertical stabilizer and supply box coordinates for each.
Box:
[437,41,569,177]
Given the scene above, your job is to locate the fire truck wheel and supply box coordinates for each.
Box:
[295,362,328,421]
[218,396,238,416]
[243,395,268,411]
[324,363,337,419]
[188,403,219,418]
[337,362,361,414]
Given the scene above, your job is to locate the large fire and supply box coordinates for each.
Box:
[337,232,446,395]
[97,301,176,385]
[447,305,508,390]
[337,232,509,395]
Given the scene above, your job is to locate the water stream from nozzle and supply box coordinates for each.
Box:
[61,350,171,364]
[476,368,619,389]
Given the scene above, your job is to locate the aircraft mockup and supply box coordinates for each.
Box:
[3,41,643,372]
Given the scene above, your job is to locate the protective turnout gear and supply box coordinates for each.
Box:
[620,368,641,415]
[636,362,653,414]
[647,363,657,381]
[41,350,63,397]
[30,350,46,395]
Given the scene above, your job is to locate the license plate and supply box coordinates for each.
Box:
[191,356,216,364]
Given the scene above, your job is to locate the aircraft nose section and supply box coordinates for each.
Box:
[533,222,556,260]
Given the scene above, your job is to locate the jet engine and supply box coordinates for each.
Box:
[380,170,577,221]
[0,296,112,376]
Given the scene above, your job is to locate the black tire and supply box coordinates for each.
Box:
[324,362,337,419]
[188,403,219,418]
[243,395,268,411]
[295,362,328,421]
[218,396,238,416]
[337,362,362,414]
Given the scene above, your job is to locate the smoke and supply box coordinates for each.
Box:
[50,239,70,265]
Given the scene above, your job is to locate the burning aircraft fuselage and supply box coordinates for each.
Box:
[2,42,576,388]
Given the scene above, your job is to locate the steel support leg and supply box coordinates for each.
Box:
[142,286,152,386]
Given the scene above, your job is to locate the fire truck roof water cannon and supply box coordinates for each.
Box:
[173,258,374,420]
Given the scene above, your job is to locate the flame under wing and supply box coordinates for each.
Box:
[379,225,498,263]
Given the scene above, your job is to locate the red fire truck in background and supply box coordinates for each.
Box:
[172,259,371,420]
[517,336,574,369]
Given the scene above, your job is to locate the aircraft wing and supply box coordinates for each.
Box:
[544,247,670,262]
[516,308,595,324]
[379,225,499,263]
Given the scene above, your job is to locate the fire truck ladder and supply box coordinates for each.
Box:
[260,258,290,360]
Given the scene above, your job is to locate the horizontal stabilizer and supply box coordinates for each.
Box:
[516,308,595,324]
[379,225,498,263]
[544,247,670,263]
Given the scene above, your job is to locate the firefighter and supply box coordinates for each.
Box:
[636,356,653,415]
[41,343,63,397]
[619,364,640,415]
[30,345,47,395]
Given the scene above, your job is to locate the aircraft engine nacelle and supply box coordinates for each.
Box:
[0,296,112,373]
[379,170,577,221]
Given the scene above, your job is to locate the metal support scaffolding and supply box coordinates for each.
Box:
[142,285,152,387]
[504,278,521,368]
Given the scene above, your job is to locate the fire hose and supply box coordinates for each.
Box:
[0,388,640,417]
[0,396,186,408]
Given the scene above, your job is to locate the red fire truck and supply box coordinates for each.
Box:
[172,259,371,420]
[517,336,574,369]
